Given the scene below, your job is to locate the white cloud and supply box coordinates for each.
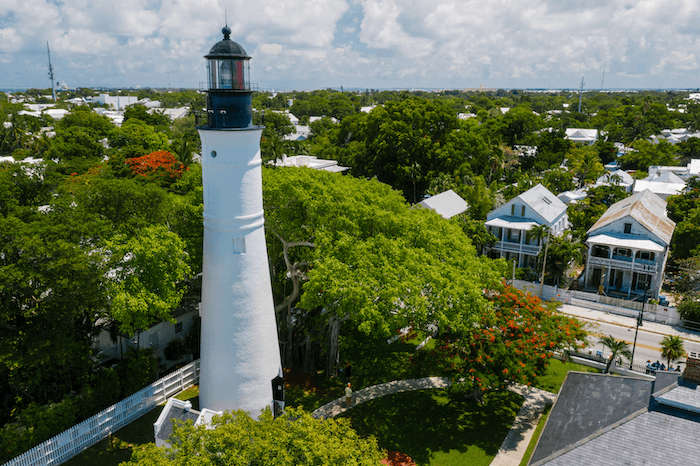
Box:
[1,0,700,89]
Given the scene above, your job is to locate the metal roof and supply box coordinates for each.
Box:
[418,190,468,219]
[586,233,665,252]
[587,190,676,245]
[485,217,539,231]
[205,27,250,59]
[518,183,568,224]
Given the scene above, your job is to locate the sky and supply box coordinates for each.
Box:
[1,0,700,92]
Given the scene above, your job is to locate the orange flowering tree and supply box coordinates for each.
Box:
[418,284,587,399]
[125,150,187,186]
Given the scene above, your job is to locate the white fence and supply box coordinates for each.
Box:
[513,280,682,326]
[3,360,200,466]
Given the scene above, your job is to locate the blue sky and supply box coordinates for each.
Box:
[1,0,699,91]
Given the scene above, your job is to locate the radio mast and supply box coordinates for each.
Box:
[47,42,56,102]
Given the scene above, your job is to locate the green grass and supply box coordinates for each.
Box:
[534,359,600,394]
[285,330,434,412]
[62,388,200,466]
[519,405,551,466]
[340,388,524,466]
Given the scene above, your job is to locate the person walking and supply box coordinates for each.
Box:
[345,383,353,407]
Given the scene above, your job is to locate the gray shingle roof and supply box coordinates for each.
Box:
[539,409,700,466]
[530,373,652,465]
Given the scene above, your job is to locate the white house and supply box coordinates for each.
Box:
[485,184,568,268]
[594,169,635,192]
[632,171,686,200]
[418,190,468,219]
[584,190,675,298]
[273,154,348,173]
[94,94,138,110]
[565,128,599,145]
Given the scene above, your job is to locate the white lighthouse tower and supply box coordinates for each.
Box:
[197,27,283,416]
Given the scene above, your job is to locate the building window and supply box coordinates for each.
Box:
[507,229,521,242]
[624,223,632,234]
[636,251,655,262]
[613,247,632,258]
[510,204,525,217]
[591,245,610,258]
[232,237,246,254]
[175,322,183,334]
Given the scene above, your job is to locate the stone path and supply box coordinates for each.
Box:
[489,385,557,466]
[311,377,451,419]
[310,377,557,466]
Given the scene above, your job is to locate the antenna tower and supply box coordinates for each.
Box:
[601,60,606,90]
[47,42,56,102]
[578,76,584,113]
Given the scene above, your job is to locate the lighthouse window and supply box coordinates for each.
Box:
[219,60,234,89]
[210,150,217,158]
[232,237,246,254]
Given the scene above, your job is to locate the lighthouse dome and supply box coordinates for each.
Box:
[206,27,250,59]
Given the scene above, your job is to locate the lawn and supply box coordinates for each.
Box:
[62,387,199,466]
[63,348,593,466]
[534,358,601,394]
[339,388,524,466]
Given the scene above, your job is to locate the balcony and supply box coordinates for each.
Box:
[495,241,541,256]
[587,255,658,273]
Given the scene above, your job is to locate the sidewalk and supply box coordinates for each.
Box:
[490,385,557,466]
[557,303,700,344]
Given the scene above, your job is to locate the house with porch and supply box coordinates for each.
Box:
[583,190,675,299]
[484,184,568,268]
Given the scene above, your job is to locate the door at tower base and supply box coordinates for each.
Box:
[197,126,282,418]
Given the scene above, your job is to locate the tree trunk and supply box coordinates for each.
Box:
[464,387,485,405]
[326,315,341,376]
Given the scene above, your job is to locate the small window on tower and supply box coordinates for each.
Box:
[232,237,246,254]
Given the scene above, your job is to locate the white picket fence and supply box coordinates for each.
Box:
[512,280,682,325]
[3,360,200,466]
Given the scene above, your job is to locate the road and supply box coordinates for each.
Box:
[582,319,700,368]
[557,304,700,369]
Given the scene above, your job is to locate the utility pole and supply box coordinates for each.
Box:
[578,76,584,113]
[629,287,647,369]
[539,230,551,299]
[46,42,56,102]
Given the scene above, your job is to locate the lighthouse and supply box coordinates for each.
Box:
[197,26,283,416]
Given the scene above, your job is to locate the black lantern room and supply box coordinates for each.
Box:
[204,26,253,129]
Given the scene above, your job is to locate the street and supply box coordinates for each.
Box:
[557,304,700,369]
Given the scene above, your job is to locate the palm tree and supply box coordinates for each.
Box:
[599,335,633,373]
[660,335,685,369]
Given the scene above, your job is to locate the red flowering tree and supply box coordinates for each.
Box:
[125,150,187,186]
[419,284,587,401]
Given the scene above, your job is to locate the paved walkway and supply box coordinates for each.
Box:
[311,377,556,466]
[490,385,557,466]
[311,377,451,419]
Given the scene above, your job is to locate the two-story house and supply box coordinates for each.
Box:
[583,189,675,298]
[485,184,568,268]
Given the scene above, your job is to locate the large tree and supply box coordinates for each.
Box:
[351,99,461,203]
[263,167,505,375]
[123,408,384,466]
[422,285,587,402]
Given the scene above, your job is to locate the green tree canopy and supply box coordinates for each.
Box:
[123,408,384,466]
